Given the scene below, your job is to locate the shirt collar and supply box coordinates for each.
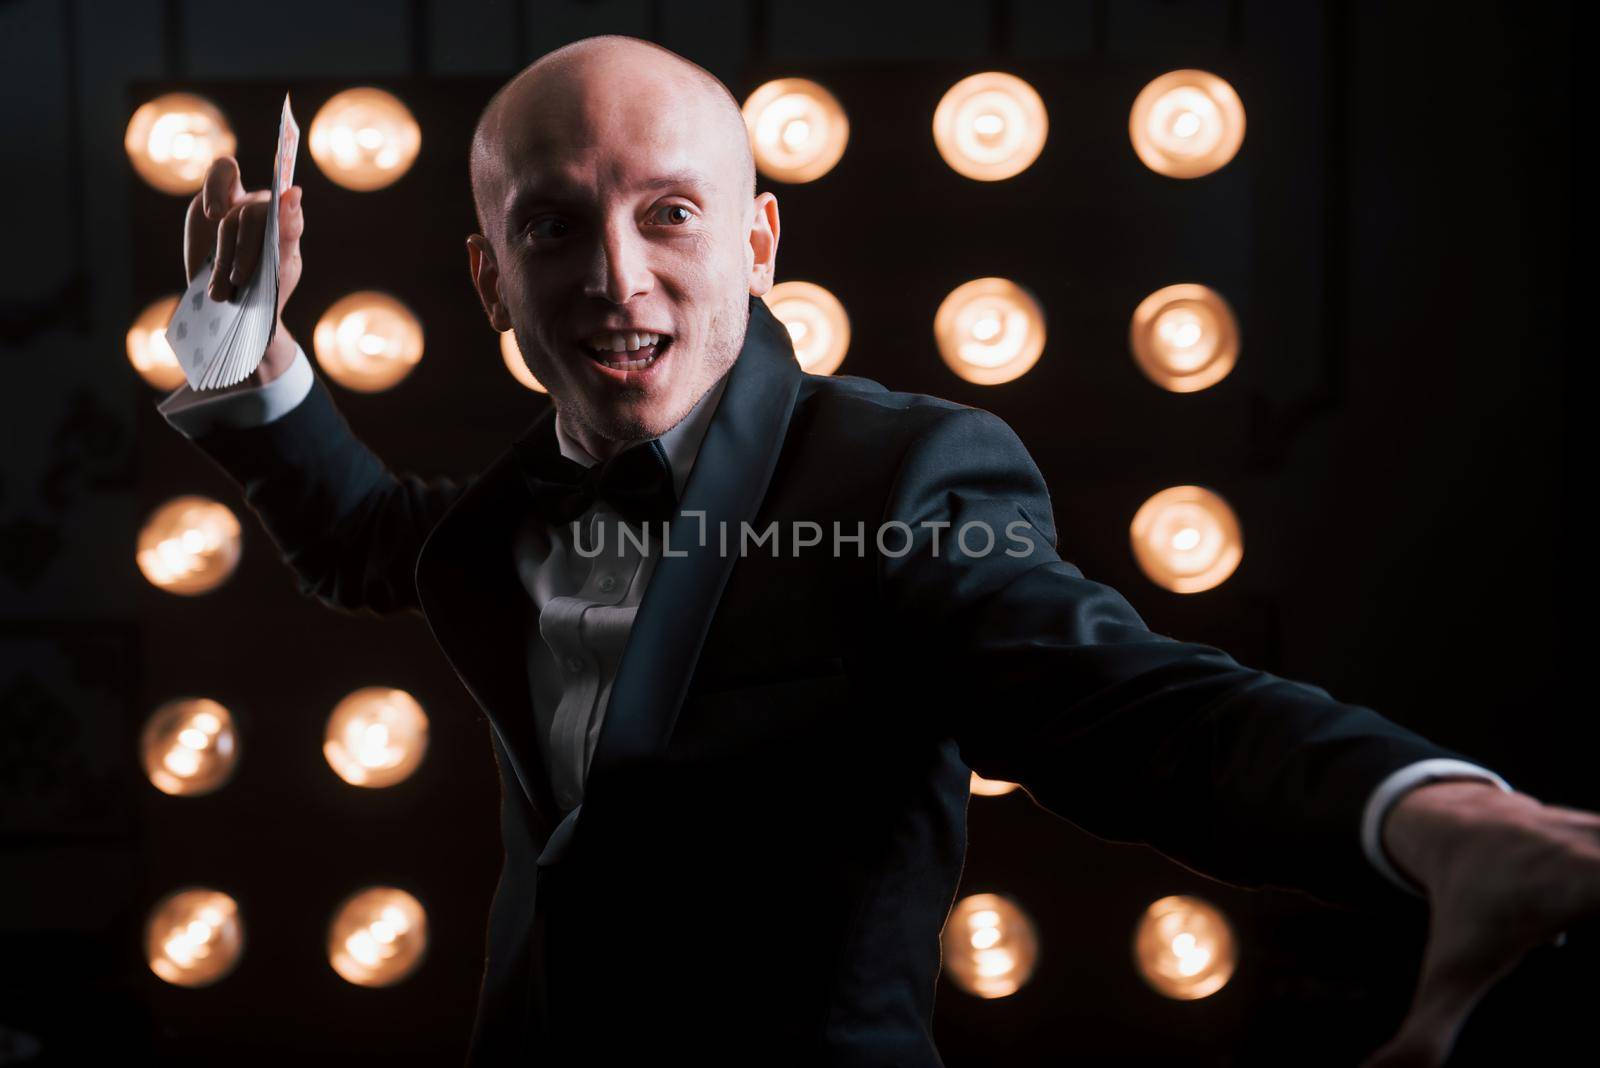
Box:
[552,370,732,501]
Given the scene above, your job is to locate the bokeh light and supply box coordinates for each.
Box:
[763,281,851,375]
[969,771,1019,798]
[1129,69,1246,179]
[934,277,1047,385]
[1133,895,1237,999]
[327,887,428,987]
[145,888,244,987]
[942,892,1040,998]
[308,87,421,191]
[125,93,236,195]
[313,291,424,392]
[500,330,547,393]
[127,294,187,390]
[933,71,1049,181]
[324,687,429,788]
[1128,283,1240,393]
[742,78,850,184]
[1129,485,1243,594]
[136,495,242,595]
[141,698,240,796]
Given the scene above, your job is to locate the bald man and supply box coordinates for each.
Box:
[159,34,1597,1068]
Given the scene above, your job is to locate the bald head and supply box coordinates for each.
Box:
[470,35,756,249]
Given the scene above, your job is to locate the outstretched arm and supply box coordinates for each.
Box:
[878,403,1598,1064]
[877,404,1500,910]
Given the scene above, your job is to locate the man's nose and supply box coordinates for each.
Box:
[582,217,652,304]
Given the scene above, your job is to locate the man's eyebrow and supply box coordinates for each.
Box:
[509,169,716,209]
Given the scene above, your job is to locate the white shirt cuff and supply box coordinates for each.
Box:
[1361,758,1513,897]
[156,343,316,438]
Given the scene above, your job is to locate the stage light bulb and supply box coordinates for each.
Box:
[308,88,421,191]
[313,291,424,392]
[141,698,240,796]
[742,78,849,184]
[763,281,851,375]
[324,687,429,788]
[941,892,1039,998]
[1129,70,1246,179]
[1133,895,1237,999]
[136,495,242,595]
[969,771,1019,798]
[499,330,547,393]
[1130,486,1243,594]
[127,295,187,390]
[328,887,428,987]
[932,71,1049,181]
[934,277,1046,385]
[1129,283,1239,392]
[146,888,243,987]
[125,93,236,195]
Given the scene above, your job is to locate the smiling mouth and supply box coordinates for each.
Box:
[582,336,672,373]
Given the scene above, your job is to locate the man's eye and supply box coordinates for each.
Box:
[655,204,693,225]
[527,218,568,239]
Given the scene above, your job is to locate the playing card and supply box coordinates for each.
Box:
[166,93,299,391]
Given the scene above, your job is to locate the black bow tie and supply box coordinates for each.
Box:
[514,430,678,527]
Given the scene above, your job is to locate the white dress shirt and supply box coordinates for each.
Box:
[158,344,1513,896]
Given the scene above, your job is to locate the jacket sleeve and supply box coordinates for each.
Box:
[876,404,1491,912]
[158,365,468,618]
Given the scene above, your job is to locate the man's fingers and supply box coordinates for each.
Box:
[210,206,241,301]
[1369,928,1525,1068]
[201,156,245,221]
[183,192,210,283]
[280,186,304,247]
[230,197,271,286]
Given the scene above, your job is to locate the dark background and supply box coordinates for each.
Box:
[1,1,1582,1064]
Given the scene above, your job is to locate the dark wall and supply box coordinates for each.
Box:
[1,2,1578,1065]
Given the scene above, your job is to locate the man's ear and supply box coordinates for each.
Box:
[746,192,780,297]
[466,234,513,332]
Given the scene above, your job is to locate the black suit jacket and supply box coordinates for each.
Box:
[179,294,1472,1065]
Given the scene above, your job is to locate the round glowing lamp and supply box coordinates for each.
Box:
[126,295,187,390]
[1129,283,1239,393]
[145,888,244,987]
[969,771,1019,798]
[763,281,850,375]
[742,78,849,184]
[328,887,428,987]
[312,291,424,392]
[500,330,547,393]
[125,93,236,195]
[941,892,1040,998]
[1129,70,1245,179]
[933,71,1049,181]
[141,698,240,796]
[136,495,242,595]
[1133,894,1237,999]
[324,686,429,788]
[934,277,1046,386]
[308,88,421,191]
[1129,485,1242,594]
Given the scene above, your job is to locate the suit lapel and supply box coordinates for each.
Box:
[585,295,803,796]
[415,435,561,833]
[414,294,802,838]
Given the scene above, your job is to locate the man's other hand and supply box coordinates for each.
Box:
[181,155,305,386]
[1363,780,1600,1066]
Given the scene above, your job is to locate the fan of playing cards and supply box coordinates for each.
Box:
[167,94,300,391]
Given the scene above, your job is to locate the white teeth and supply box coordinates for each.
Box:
[586,331,660,353]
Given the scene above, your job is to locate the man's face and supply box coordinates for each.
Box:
[469,57,777,455]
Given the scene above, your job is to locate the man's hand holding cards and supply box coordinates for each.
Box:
[172,93,304,391]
